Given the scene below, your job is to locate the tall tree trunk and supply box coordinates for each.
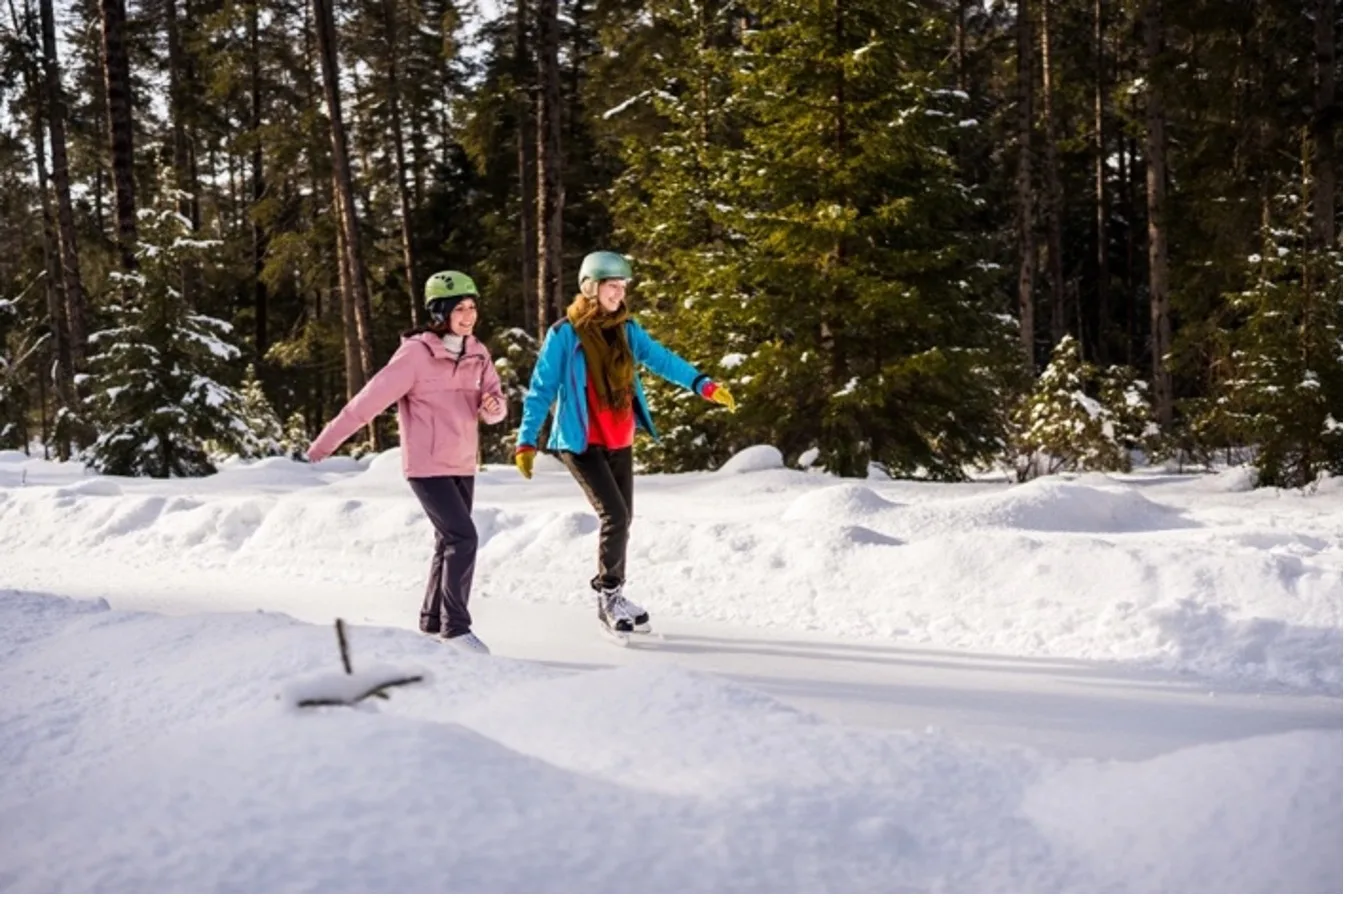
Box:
[824,0,847,405]
[536,0,564,340]
[312,0,375,391]
[1015,0,1035,373]
[1093,0,1110,364]
[100,0,138,273]
[249,0,268,355]
[567,0,584,147]
[515,0,535,333]
[184,0,200,231]
[407,0,425,208]
[39,0,87,374]
[334,177,360,403]
[1311,0,1339,248]
[955,0,968,93]
[30,83,75,460]
[1123,110,1138,368]
[1040,0,1065,347]
[1142,0,1172,425]
[165,0,188,217]
[165,0,199,304]
[383,0,419,329]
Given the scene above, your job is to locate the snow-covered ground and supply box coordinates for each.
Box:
[0,447,1341,891]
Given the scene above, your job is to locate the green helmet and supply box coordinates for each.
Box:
[423,270,479,307]
[577,251,633,290]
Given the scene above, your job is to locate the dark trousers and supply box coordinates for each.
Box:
[560,445,634,591]
[408,476,476,638]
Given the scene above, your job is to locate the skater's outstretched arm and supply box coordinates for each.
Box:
[627,320,736,411]
[307,342,420,462]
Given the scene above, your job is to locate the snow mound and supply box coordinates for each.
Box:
[1149,600,1343,693]
[0,450,29,464]
[309,455,366,473]
[355,447,406,482]
[4,600,1339,892]
[957,477,1193,533]
[1024,729,1343,892]
[1205,465,1258,493]
[453,665,819,795]
[205,456,326,488]
[718,445,784,474]
[782,483,901,525]
[52,478,123,498]
[536,510,599,541]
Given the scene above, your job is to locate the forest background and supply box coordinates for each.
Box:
[0,0,1340,487]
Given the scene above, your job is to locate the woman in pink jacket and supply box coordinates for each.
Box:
[307,271,507,654]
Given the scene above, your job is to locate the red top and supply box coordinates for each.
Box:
[585,379,636,450]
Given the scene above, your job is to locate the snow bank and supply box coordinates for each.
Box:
[719,444,784,474]
[782,482,902,525]
[0,452,1340,694]
[0,595,1339,893]
[206,455,329,490]
[1023,730,1342,892]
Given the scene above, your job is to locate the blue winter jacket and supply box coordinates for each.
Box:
[517,318,710,454]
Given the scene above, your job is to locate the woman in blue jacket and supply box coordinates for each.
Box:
[514,251,736,636]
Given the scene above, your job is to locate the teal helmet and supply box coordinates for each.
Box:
[577,251,633,290]
[424,270,479,324]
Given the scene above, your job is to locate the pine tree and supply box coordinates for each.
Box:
[626,0,1020,478]
[234,363,285,458]
[0,277,49,451]
[1199,205,1343,488]
[1010,335,1155,479]
[600,0,746,473]
[82,196,249,477]
[281,410,310,460]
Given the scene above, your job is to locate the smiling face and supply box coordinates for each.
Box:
[448,298,478,336]
[595,278,627,314]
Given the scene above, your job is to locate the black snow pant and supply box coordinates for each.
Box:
[408,476,477,638]
[559,445,634,592]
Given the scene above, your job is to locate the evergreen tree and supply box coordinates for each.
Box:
[0,278,49,451]
[1009,335,1156,479]
[600,0,746,473]
[281,409,310,460]
[1195,204,1343,489]
[234,362,285,458]
[82,196,249,477]
[627,0,1021,478]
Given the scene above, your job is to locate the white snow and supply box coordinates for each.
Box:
[0,448,1340,892]
[717,443,783,474]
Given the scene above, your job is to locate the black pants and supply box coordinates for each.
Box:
[408,476,476,638]
[560,446,634,591]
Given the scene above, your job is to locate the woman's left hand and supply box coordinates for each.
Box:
[701,381,737,412]
[481,394,504,417]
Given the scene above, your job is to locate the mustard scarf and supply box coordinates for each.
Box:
[567,295,634,411]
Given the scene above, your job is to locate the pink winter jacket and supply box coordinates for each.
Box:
[306,332,507,478]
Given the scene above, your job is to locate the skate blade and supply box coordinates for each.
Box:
[598,621,633,647]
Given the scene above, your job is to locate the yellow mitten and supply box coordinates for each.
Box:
[703,382,736,412]
[515,446,536,479]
